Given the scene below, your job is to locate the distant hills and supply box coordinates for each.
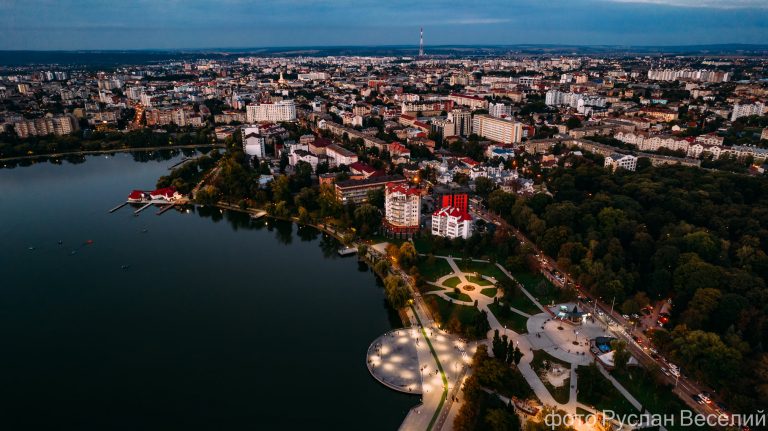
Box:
[1,44,767,67]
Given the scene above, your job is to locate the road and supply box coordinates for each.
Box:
[470,203,726,419]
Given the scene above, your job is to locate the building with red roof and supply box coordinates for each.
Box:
[432,206,473,239]
[384,182,421,237]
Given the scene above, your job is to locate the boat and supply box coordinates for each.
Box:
[337,246,357,256]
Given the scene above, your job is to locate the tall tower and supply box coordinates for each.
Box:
[419,27,424,57]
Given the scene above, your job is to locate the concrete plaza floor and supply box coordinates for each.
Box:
[526,303,613,366]
[367,328,423,394]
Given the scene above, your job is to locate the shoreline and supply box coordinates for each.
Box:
[0,144,226,163]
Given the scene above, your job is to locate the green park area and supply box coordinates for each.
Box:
[612,367,690,429]
[443,276,462,289]
[577,363,638,416]
[446,290,472,302]
[503,287,541,315]
[466,275,493,286]
[480,287,497,298]
[488,302,529,333]
[424,295,490,340]
[456,260,507,281]
[415,255,453,282]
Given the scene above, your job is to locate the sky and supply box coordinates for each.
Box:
[1,0,767,50]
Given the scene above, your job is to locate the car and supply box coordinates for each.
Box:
[622,314,630,320]
[650,352,660,360]
[698,393,711,404]
[693,394,705,405]
[660,367,670,376]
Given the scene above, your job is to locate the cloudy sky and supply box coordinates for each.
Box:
[1,0,767,50]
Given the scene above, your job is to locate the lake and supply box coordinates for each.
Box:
[0,151,416,430]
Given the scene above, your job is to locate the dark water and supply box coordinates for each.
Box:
[0,153,416,430]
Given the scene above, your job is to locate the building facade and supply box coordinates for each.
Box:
[246,100,297,123]
[384,182,421,236]
[431,206,473,239]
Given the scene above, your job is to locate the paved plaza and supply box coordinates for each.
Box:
[367,328,423,394]
[527,303,613,366]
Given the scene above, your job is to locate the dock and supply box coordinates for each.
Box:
[156,204,176,215]
[168,157,190,170]
[108,202,128,213]
[250,210,267,220]
[338,246,357,256]
[134,202,153,215]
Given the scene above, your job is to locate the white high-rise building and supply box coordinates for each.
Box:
[731,102,766,122]
[472,114,522,144]
[384,182,421,236]
[489,102,512,119]
[246,100,296,123]
[447,109,472,136]
[242,125,266,159]
[432,206,473,239]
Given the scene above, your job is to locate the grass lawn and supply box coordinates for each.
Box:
[446,291,472,302]
[466,275,493,286]
[415,256,453,282]
[577,364,638,416]
[413,238,468,258]
[514,271,575,306]
[424,295,487,340]
[503,289,541,315]
[418,283,445,294]
[488,303,529,333]
[480,287,497,298]
[456,260,507,281]
[612,367,689,422]
[443,276,462,288]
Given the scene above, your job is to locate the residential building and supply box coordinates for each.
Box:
[246,100,296,123]
[334,175,406,205]
[472,114,522,144]
[432,206,473,239]
[384,182,421,236]
[242,126,266,159]
[604,153,638,172]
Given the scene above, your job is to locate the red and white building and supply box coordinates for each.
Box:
[384,183,421,237]
[431,206,473,239]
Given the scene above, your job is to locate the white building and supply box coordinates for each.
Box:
[731,102,766,122]
[604,154,637,172]
[242,126,266,158]
[246,100,296,123]
[472,114,522,144]
[326,143,358,167]
[489,102,513,119]
[384,183,421,235]
[432,206,473,239]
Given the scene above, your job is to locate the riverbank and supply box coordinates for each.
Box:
[0,144,225,163]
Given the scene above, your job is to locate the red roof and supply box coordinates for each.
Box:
[349,161,377,174]
[386,182,420,196]
[433,206,472,222]
[389,142,410,155]
[151,187,177,198]
[461,157,480,167]
[128,190,145,200]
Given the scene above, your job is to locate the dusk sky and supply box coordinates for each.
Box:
[2,0,767,50]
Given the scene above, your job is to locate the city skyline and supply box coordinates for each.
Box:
[1,0,767,50]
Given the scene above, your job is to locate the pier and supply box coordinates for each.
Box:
[250,210,267,220]
[156,204,176,215]
[134,202,153,215]
[108,202,128,213]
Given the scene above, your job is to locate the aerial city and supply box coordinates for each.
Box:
[1,1,768,430]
